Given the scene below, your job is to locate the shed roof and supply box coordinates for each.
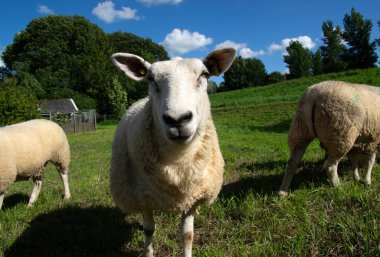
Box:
[40,99,79,114]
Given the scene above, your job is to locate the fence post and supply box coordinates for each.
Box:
[73,114,76,133]
[93,110,97,131]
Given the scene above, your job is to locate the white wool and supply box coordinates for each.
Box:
[279,81,380,196]
[0,119,71,209]
[110,48,236,256]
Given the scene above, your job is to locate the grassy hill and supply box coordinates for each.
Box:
[210,68,380,107]
[1,68,380,256]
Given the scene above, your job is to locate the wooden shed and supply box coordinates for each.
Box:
[40,99,96,133]
[40,98,79,118]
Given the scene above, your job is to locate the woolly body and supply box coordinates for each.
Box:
[0,119,71,209]
[279,81,380,195]
[110,48,235,257]
[110,97,224,213]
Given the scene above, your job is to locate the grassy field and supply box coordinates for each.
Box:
[1,68,380,256]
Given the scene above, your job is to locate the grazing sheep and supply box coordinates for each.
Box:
[279,81,380,196]
[0,119,71,209]
[110,48,236,257]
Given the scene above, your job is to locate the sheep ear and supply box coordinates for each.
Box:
[203,48,236,76]
[111,53,151,82]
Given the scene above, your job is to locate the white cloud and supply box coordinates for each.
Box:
[137,0,183,5]
[161,29,213,55]
[268,36,316,54]
[240,48,265,58]
[38,5,54,15]
[215,40,245,51]
[216,40,265,58]
[92,1,141,23]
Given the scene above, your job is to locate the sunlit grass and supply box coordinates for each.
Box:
[1,69,380,256]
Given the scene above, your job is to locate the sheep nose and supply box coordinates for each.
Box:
[163,111,193,127]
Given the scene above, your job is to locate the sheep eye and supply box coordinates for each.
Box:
[197,71,209,88]
[200,70,209,79]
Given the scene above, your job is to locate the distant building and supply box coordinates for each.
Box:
[39,98,78,115]
[39,98,96,134]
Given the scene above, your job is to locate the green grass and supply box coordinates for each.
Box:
[1,68,380,256]
[210,68,380,108]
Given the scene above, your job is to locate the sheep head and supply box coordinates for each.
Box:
[111,48,236,144]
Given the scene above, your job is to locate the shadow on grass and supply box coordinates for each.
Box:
[220,160,332,200]
[5,206,140,257]
[249,119,292,133]
[2,193,29,210]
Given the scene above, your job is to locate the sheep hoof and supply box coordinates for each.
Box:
[277,190,288,198]
[140,249,153,257]
[364,180,371,187]
[331,179,341,188]
[63,195,71,200]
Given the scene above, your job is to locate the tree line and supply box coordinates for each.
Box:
[0,9,379,124]
[0,15,168,125]
[220,8,380,92]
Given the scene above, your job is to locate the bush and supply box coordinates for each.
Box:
[103,76,128,119]
[0,78,40,126]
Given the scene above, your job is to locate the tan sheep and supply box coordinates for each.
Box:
[110,48,236,257]
[0,119,71,209]
[279,81,380,196]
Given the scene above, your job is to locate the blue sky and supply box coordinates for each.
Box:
[1,0,379,76]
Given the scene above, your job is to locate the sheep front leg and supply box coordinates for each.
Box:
[364,152,376,186]
[0,193,4,210]
[28,176,42,207]
[142,211,155,257]
[181,205,197,257]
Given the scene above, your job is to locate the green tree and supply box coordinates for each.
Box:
[320,20,347,73]
[284,41,313,79]
[312,49,324,76]
[3,15,113,94]
[266,71,286,84]
[377,21,380,50]
[15,71,45,98]
[2,15,169,115]
[0,67,12,80]
[243,58,267,87]
[2,15,111,111]
[207,80,218,94]
[342,8,378,69]
[224,56,267,90]
[109,31,168,63]
[217,82,227,92]
[108,32,169,101]
[224,56,244,90]
[47,87,97,110]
